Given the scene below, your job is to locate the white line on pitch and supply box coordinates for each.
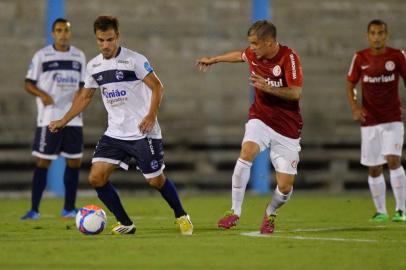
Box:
[241,231,378,243]
[291,225,386,232]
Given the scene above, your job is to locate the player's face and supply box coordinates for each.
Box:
[248,34,274,59]
[52,22,71,49]
[367,24,387,51]
[96,29,120,59]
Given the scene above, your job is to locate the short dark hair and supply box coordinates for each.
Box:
[367,19,387,32]
[52,18,70,31]
[247,20,277,40]
[93,15,119,34]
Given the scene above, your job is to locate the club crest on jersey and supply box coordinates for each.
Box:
[385,60,395,71]
[115,70,124,80]
[150,160,159,170]
[272,65,281,76]
[72,61,80,70]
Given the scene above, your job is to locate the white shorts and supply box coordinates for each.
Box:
[242,119,301,174]
[361,122,404,166]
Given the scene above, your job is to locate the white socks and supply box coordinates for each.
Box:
[389,167,406,212]
[231,159,252,216]
[368,174,387,214]
[266,186,292,216]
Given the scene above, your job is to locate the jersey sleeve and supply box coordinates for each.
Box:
[398,49,406,81]
[284,51,303,87]
[347,53,360,84]
[84,62,99,89]
[134,54,154,80]
[25,51,41,83]
[241,47,250,62]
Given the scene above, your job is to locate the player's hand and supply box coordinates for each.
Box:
[49,119,66,133]
[139,114,156,134]
[250,72,269,92]
[196,57,216,72]
[40,93,54,106]
[351,106,366,123]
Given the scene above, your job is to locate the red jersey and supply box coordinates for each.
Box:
[347,47,406,126]
[242,45,303,139]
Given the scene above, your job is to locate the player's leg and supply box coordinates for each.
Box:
[218,119,268,229]
[21,127,59,220]
[260,139,299,234]
[147,173,193,235]
[60,126,84,218]
[132,137,193,234]
[383,122,406,221]
[60,158,81,218]
[367,165,388,221]
[89,162,135,234]
[90,135,135,234]
[261,172,295,234]
[21,158,52,220]
[361,125,388,221]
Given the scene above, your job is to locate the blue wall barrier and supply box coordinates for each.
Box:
[250,0,271,194]
[45,0,65,197]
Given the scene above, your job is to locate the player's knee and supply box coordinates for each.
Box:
[387,156,401,170]
[278,184,292,195]
[36,158,51,169]
[88,171,106,188]
[368,166,383,177]
[147,176,165,189]
[67,159,82,169]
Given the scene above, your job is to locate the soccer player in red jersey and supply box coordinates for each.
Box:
[347,19,406,222]
[197,20,303,234]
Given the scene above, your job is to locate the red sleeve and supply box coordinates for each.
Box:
[398,50,406,80]
[347,53,360,84]
[284,51,303,87]
[242,47,253,62]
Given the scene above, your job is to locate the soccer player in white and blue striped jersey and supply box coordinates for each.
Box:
[21,18,86,220]
[49,16,193,235]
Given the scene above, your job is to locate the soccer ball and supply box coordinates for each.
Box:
[75,205,107,235]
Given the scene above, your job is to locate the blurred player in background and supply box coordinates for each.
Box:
[49,16,193,235]
[197,20,303,234]
[347,19,406,222]
[21,18,86,220]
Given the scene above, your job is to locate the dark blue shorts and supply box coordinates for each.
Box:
[32,126,83,160]
[92,135,165,178]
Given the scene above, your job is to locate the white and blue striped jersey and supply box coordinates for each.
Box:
[26,45,86,127]
[84,47,162,140]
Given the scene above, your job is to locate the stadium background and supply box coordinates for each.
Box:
[1,0,406,193]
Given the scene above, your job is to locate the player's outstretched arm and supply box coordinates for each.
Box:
[196,51,244,72]
[139,72,164,134]
[24,81,54,105]
[346,81,366,123]
[49,88,96,132]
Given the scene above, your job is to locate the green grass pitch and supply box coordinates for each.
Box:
[1,192,405,269]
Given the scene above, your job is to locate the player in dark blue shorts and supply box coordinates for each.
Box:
[21,18,86,220]
[49,16,193,235]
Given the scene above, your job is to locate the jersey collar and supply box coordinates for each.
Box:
[52,44,70,52]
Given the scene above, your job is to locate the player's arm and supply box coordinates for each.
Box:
[249,73,301,101]
[196,51,244,72]
[346,81,365,123]
[139,72,164,133]
[24,80,54,105]
[49,88,96,132]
